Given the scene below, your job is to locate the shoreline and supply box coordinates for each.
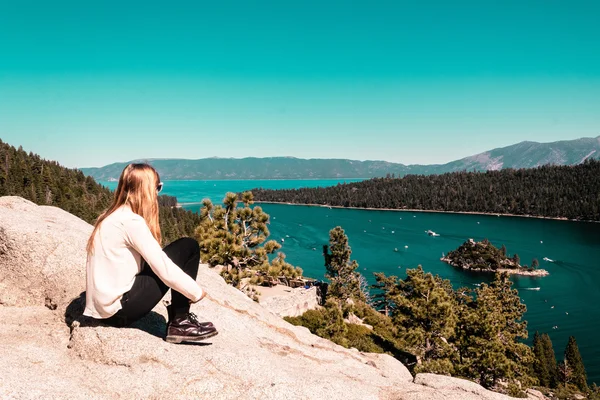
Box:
[251,201,599,224]
[440,257,550,277]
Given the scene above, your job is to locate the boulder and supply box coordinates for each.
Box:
[258,284,319,317]
[525,388,549,400]
[414,374,514,400]
[0,196,92,310]
[344,312,374,330]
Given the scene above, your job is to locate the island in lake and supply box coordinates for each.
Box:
[441,239,549,277]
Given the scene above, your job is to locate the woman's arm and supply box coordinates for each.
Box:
[123,216,204,302]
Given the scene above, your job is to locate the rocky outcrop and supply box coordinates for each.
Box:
[414,374,510,400]
[258,285,319,317]
[344,312,374,330]
[0,197,545,399]
[0,196,91,309]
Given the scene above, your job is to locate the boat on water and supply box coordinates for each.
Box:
[426,230,440,237]
[543,257,554,262]
[524,287,541,291]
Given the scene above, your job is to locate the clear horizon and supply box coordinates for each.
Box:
[1,1,599,168]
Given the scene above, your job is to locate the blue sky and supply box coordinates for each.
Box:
[1,0,599,168]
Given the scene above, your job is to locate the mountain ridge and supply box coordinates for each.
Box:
[80,136,600,180]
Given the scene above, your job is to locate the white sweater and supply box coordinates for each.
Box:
[83,205,203,319]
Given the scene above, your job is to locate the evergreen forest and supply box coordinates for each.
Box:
[251,160,600,221]
[0,139,200,245]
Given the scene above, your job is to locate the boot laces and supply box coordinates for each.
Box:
[188,312,201,325]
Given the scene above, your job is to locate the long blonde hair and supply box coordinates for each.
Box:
[87,163,162,254]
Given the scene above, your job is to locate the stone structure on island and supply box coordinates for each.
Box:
[0,196,547,399]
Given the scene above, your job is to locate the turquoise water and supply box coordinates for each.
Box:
[99,179,600,383]
[99,179,364,205]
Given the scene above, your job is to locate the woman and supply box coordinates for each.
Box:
[83,163,218,343]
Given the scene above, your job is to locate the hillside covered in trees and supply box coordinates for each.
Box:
[251,160,600,221]
[0,139,200,244]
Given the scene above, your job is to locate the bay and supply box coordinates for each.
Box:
[99,179,363,205]
[99,179,600,384]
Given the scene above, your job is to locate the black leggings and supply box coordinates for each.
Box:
[105,237,200,327]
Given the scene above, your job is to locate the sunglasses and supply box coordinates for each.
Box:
[157,182,164,193]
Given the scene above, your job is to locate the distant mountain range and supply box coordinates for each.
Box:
[80,136,600,180]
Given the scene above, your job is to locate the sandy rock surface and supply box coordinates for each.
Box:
[258,284,320,317]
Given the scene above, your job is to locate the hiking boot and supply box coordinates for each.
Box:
[166,304,214,328]
[165,312,218,344]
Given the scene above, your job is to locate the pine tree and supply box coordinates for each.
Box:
[564,336,588,391]
[541,333,559,388]
[533,332,550,386]
[371,272,398,316]
[558,359,573,389]
[194,191,301,287]
[457,273,534,389]
[323,226,365,302]
[533,332,558,387]
[388,266,458,375]
[512,253,520,265]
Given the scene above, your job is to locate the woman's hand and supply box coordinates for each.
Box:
[190,288,208,304]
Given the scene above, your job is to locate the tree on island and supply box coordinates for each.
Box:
[531,258,539,270]
[500,244,507,256]
[512,253,520,266]
[323,226,366,302]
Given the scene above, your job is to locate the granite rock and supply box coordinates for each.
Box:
[0,197,535,399]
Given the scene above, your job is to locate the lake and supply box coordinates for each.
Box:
[100,179,600,384]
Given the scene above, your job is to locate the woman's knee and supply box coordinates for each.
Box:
[171,237,200,255]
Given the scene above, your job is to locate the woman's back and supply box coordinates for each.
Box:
[84,205,143,318]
